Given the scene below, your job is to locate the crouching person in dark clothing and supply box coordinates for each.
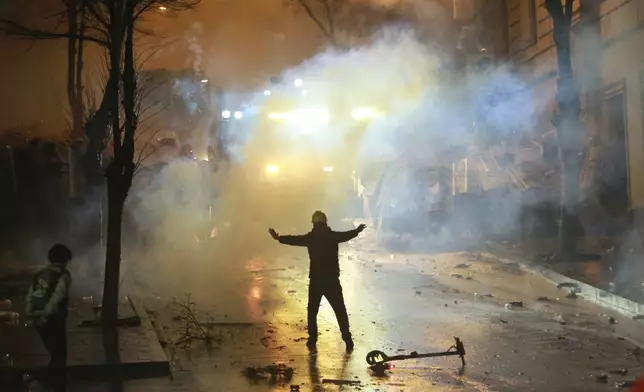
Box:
[269,211,366,352]
[25,244,72,392]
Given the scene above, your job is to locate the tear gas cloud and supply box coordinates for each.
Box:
[123,24,546,309]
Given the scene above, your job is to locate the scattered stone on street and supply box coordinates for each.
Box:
[48,226,644,391]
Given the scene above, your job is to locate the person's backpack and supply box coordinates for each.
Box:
[29,267,67,313]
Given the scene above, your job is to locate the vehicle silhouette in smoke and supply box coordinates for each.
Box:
[371,161,455,248]
[220,77,378,223]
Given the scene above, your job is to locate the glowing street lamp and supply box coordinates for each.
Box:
[294,78,303,88]
[201,79,208,84]
[159,6,167,10]
[222,110,231,119]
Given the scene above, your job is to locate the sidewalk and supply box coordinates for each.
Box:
[0,293,170,386]
[484,239,644,331]
[491,238,616,284]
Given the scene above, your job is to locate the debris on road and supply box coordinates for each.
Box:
[505,301,523,310]
[609,317,617,325]
[554,314,566,325]
[454,263,470,269]
[474,293,493,298]
[536,297,553,302]
[290,385,300,391]
[170,294,223,349]
[243,364,294,384]
[566,290,578,299]
[322,378,361,385]
[615,380,636,389]
[628,347,642,360]
[632,315,644,320]
[595,374,609,383]
[610,369,628,376]
[451,274,463,279]
[557,282,579,290]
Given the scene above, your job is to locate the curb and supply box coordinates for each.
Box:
[0,296,170,386]
[485,243,644,318]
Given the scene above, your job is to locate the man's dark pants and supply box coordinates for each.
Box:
[307,278,351,342]
[36,317,67,391]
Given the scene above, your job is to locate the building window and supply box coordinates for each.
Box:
[602,87,629,215]
[506,0,537,52]
[525,0,538,46]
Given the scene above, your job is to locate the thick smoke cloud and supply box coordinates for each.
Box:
[124,23,543,308]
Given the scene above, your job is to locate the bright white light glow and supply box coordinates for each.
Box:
[268,112,289,120]
[234,111,243,119]
[294,78,303,87]
[268,107,329,124]
[222,110,231,119]
[266,165,279,174]
[201,79,208,83]
[322,166,333,172]
[351,107,376,120]
[301,89,308,97]
[159,6,167,10]
[293,107,330,124]
[264,89,271,96]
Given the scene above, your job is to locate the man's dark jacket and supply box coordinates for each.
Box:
[279,225,361,280]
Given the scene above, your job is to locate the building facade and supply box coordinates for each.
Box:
[501,0,644,214]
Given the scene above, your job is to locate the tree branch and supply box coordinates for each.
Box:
[564,0,574,22]
[296,0,334,42]
[0,18,109,46]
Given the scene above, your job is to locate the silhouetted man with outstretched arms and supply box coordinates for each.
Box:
[269,211,366,352]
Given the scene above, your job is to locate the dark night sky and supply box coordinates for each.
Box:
[0,0,453,138]
[0,0,325,137]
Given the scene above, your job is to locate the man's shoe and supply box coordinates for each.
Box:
[345,338,354,352]
[306,339,317,350]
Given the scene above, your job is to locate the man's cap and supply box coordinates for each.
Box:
[311,211,328,224]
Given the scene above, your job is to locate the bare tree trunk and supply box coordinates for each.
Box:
[66,0,84,139]
[545,0,585,259]
[122,2,137,165]
[84,75,117,186]
[76,4,85,119]
[102,0,125,326]
[102,0,137,326]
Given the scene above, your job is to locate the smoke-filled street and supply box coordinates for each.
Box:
[57,224,641,392]
[4,0,644,391]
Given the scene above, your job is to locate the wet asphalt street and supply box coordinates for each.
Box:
[70,225,644,391]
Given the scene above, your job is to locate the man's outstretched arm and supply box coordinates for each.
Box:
[269,228,310,247]
[334,224,367,243]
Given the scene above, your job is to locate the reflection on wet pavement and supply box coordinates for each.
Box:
[78,233,644,391]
